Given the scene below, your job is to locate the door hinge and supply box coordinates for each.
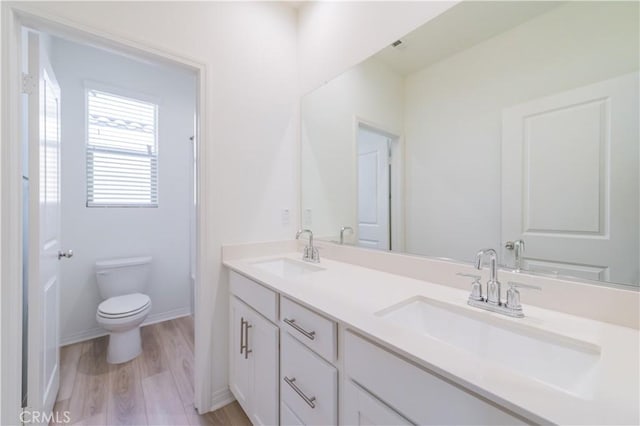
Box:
[21,72,36,95]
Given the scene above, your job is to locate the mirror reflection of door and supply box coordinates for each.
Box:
[502,72,639,284]
[357,125,391,250]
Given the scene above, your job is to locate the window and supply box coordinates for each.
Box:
[86,88,158,207]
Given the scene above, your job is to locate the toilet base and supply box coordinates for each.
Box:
[107,327,142,364]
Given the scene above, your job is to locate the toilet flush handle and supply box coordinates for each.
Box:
[58,249,73,260]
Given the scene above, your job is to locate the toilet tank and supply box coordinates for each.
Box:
[95,256,152,299]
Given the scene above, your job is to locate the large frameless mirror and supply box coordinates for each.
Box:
[300,1,640,288]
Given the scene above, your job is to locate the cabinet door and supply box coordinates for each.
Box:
[247,310,279,426]
[281,402,305,426]
[229,297,251,412]
[343,380,412,426]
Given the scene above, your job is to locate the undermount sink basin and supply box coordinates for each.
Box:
[377,296,600,398]
[251,258,324,278]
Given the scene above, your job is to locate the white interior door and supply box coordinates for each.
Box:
[502,72,639,284]
[357,126,390,250]
[26,31,62,419]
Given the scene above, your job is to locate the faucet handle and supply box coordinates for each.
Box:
[309,247,320,263]
[457,273,483,301]
[457,272,481,280]
[506,281,541,311]
[507,281,541,291]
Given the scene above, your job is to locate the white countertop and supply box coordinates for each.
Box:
[224,252,640,425]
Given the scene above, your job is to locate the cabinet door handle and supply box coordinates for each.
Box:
[240,317,246,355]
[244,321,253,360]
[284,376,316,409]
[283,318,316,340]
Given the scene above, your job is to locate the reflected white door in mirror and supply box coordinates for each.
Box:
[502,72,639,284]
[357,125,391,250]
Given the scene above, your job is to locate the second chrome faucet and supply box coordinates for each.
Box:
[459,248,540,318]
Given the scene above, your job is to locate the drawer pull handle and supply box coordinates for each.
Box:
[240,317,245,354]
[284,376,316,409]
[283,318,316,340]
[240,317,252,358]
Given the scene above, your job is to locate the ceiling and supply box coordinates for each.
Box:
[374,1,564,76]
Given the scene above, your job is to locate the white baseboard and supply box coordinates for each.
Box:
[144,307,192,327]
[60,327,108,346]
[60,307,192,346]
[208,387,235,413]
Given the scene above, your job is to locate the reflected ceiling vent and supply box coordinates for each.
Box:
[391,39,407,50]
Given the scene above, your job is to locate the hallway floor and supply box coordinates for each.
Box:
[52,317,251,425]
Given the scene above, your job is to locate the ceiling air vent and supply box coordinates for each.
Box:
[391,39,407,50]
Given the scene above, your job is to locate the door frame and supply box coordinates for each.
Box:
[1,4,211,424]
[352,117,405,252]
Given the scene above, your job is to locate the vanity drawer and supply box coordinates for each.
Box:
[344,331,526,425]
[229,271,278,323]
[280,297,337,362]
[281,333,337,425]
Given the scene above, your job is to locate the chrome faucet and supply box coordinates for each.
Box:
[475,248,501,305]
[458,248,541,318]
[296,229,320,263]
[505,239,526,272]
[339,226,353,245]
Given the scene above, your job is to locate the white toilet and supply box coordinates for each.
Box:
[95,256,152,364]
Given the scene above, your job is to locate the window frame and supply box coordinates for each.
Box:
[84,82,160,208]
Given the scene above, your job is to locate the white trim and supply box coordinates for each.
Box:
[60,328,108,347]
[1,4,25,425]
[143,308,192,328]
[391,132,406,253]
[209,388,236,414]
[1,4,213,420]
[59,308,193,347]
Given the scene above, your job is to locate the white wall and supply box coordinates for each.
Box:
[12,1,299,411]
[301,58,403,240]
[403,1,639,262]
[51,37,196,344]
[297,0,457,94]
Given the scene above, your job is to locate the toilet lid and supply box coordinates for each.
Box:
[98,293,150,318]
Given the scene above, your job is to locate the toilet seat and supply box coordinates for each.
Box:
[98,293,151,319]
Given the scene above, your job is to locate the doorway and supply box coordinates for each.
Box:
[4,14,205,423]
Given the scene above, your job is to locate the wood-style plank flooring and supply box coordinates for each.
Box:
[53,317,251,426]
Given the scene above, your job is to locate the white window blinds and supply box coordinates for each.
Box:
[87,89,158,207]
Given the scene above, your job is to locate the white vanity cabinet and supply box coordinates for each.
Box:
[343,331,526,425]
[229,272,279,426]
[227,268,531,426]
